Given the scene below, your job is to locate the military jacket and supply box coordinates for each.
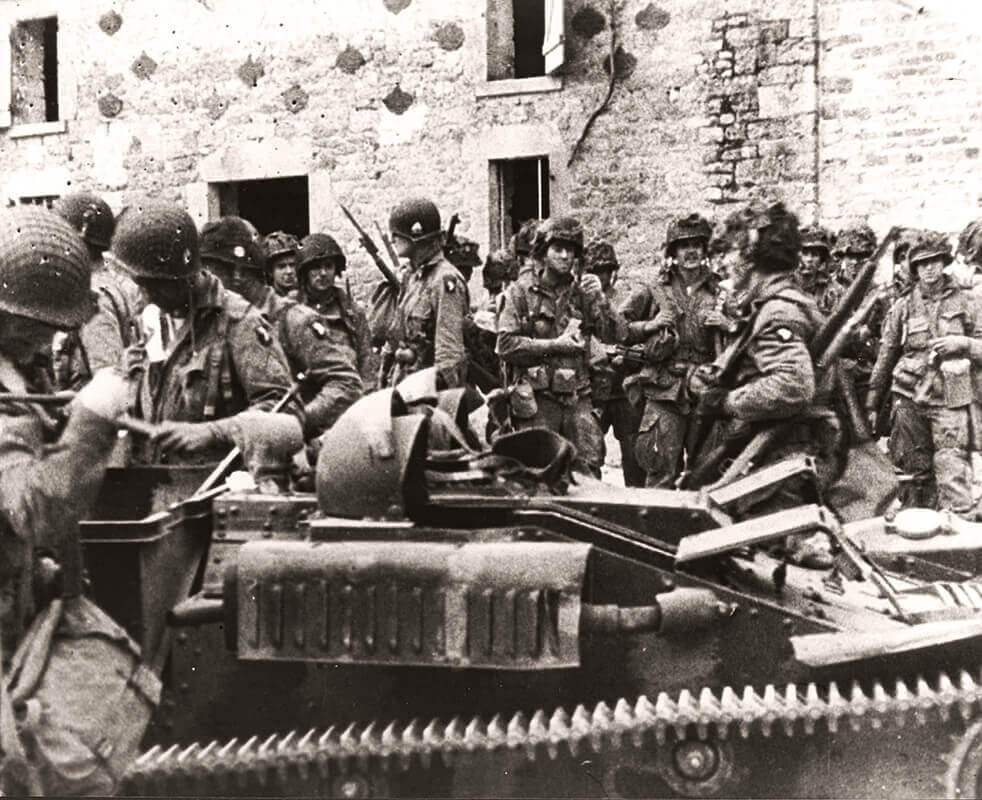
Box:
[254,287,362,439]
[302,290,373,380]
[869,278,982,406]
[723,275,823,422]
[389,253,468,386]
[497,266,622,396]
[138,272,302,464]
[621,266,721,406]
[0,355,118,647]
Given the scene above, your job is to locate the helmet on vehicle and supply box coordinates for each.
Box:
[389,198,442,243]
[297,233,347,276]
[908,230,953,268]
[0,206,95,329]
[109,202,200,280]
[53,191,115,251]
[664,213,711,256]
[799,225,834,257]
[199,217,266,274]
[833,223,877,258]
[585,238,618,273]
[510,219,540,258]
[262,230,300,262]
[531,216,585,259]
[957,219,982,267]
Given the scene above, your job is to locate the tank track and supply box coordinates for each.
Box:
[123,669,982,797]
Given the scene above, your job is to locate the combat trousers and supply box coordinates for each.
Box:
[888,395,973,514]
[634,399,687,488]
[515,392,604,478]
[600,396,644,487]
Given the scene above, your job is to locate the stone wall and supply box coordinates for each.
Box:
[0,0,979,299]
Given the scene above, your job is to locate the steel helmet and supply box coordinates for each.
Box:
[297,233,347,276]
[718,201,800,272]
[957,219,982,266]
[0,206,95,329]
[109,202,199,280]
[445,235,481,271]
[53,191,115,250]
[262,230,300,262]
[908,230,953,267]
[389,198,442,243]
[799,225,834,257]
[664,213,711,255]
[531,216,585,259]
[585,238,618,273]
[511,219,540,258]
[483,248,518,284]
[833,223,877,258]
[199,217,266,273]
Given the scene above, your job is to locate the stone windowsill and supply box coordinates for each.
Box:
[476,75,563,99]
[7,119,67,139]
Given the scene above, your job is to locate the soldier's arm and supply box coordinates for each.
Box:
[78,291,128,375]
[867,299,904,400]
[352,303,374,377]
[618,287,655,343]
[211,311,306,441]
[723,311,815,421]
[291,309,364,439]
[584,286,627,344]
[433,273,468,388]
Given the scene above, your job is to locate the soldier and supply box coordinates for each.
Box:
[583,238,644,487]
[0,206,134,651]
[510,219,540,277]
[262,230,300,298]
[496,216,623,477]
[821,222,876,314]
[795,225,835,300]
[482,248,519,310]
[382,197,468,388]
[955,219,982,294]
[445,233,481,284]
[108,201,303,465]
[50,192,144,390]
[296,233,374,385]
[622,213,723,488]
[866,231,982,515]
[689,202,836,566]
[199,218,362,440]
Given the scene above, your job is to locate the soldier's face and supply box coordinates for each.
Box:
[674,241,705,271]
[206,259,263,301]
[544,241,577,277]
[0,315,59,366]
[800,247,825,272]
[306,261,338,294]
[271,255,297,292]
[838,254,864,281]
[916,256,946,287]
[392,232,413,258]
[136,276,193,315]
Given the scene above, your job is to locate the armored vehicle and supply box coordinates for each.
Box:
[73,381,982,798]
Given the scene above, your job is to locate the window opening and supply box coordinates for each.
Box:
[214,176,310,238]
[11,16,58,125]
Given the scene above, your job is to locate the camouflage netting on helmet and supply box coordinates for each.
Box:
[262,230,300,262]
[908,230,953,266]
[53,192,115,250]
[297,233,347,274]
[665,213,711,254]
[389,198,441,242]
[199,217,266,272]
[445,235,481,270]
[834,222,877,257]
[799,225,834,255]
[110,202,200,280]
[484,248,518,282]
[511,219,540,257]
[893,227,925,264]
[713,201,800,272]
[585,238,618,273]
[957,219,982,266]
[531,216,584,259]
[0,206,94,329]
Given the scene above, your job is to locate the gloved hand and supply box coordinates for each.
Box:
[930,335,972,358]
[152,421,220,454]
[73,368,131,422]
[579,273,605,304]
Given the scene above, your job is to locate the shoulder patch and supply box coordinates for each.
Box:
[311,320,328,339]
[775,327,793,342]
[255,325,272,346]
[444,277,457,293]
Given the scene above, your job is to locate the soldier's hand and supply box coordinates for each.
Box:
[579,273,605,303]
[152,421,220,454]
[642,310,675,335]
[73,367,131,422]
[930,335,972,358]
[554,328,585,354]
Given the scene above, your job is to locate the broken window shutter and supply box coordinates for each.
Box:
[542,0,565,74]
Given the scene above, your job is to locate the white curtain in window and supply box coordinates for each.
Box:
[542,0,564,74]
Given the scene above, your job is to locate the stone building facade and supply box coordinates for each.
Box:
[0,0,979,295]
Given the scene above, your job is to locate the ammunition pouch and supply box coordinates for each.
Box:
[551,367,577,394]
[509,380,539,420]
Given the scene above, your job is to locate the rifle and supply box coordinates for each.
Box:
[374,221,401,273]
[604,344,648,371]
[446,213,460,244]
[339,203,400,291]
